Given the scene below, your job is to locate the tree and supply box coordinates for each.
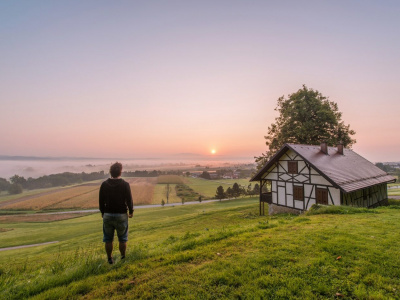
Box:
[165,183,171,204]
[8,183,23,195]
[247,183,252,196]
[255,85,356,168]
[9,175,27,187]
[232,183,241,198]
[199,171,211,180]
[253,183,260,195]
[198,196,202,202]
[0,178,10,192]
[215,186,225,201]
[226,187,233,199]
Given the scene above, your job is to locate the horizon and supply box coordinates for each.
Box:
[1,1,399,162]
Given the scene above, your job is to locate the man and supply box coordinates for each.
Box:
[99,162,134,264]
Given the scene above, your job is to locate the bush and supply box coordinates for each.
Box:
[8,183,23,195]
[306,204,378,215]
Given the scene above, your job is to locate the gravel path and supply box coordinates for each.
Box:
[0,241,59,252]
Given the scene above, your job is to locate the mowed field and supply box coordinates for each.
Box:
[0,176,253,212]
[2,199,400,299]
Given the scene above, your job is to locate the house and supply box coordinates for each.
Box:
[250,143,396,215]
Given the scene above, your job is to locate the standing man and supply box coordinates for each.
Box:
[99,162,134,264]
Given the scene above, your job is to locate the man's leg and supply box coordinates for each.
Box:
[119,242,126,258]
[105,242,113,262]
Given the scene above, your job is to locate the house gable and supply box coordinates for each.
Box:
[261,148,339,210]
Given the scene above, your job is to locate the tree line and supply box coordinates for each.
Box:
[214,183,262,200]
[122,170,183,177]
[0,171,107,195]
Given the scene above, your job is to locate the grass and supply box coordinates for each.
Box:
[388,188,400,196]
[306,204,379,215]
[175,184,204,202]
[186,177,251,198]
[0,177,252,212]
[157,175,185,184]
[153,184,181,205]
[1,186,98,211]
[1,198,400,299]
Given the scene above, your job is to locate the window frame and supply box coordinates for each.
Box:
[316,188,329,205]
[293,185,304,201]
[288,161,298,174]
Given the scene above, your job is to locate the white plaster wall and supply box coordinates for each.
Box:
[287,195,293,207]
[310,174,331,185]
[264,169,278,180]
[272,181,277,204]
[298,161,307,172]
[287,184,293,194]
[304,184,314,198]
[306,199,316,209]
[329,187,341,205]
[294,200,304,209]
[278,186,285,205]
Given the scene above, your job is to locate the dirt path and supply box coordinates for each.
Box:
[0,182,100,208]
[0,241,59,252]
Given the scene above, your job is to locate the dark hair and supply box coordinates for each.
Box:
[110,162,122,178]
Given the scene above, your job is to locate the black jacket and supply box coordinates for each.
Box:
[99,178,134,215]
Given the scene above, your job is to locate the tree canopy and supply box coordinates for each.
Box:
[256,85,356,167]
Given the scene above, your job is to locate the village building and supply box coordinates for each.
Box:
[251,143,396,215]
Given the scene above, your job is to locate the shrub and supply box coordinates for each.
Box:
[306,204,378,215]
[8,183,23,195]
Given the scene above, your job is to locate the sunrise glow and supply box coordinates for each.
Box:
[211,149,216,154]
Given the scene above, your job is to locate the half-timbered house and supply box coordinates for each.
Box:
[251,143,396,215]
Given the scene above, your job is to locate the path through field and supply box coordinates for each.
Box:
[0,241,59,252]
[0,183,100,209]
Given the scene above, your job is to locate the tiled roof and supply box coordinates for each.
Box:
[251,144,396,193]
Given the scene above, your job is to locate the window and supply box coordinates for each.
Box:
[293,186,304,201]
[316,188,329,205]
[288,161,298,174]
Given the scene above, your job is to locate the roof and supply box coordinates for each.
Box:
[251,144,396,193]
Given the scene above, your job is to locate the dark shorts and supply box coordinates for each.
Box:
[103,213,129,243]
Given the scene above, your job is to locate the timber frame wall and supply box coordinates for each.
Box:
[258,149,389,211]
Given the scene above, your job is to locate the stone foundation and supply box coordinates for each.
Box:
[268,203,303,215]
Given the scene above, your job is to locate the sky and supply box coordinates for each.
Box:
[1,1,399,162]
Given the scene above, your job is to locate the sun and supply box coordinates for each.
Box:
[211,149,216,154]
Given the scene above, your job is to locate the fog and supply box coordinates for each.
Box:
[0,156,254,179]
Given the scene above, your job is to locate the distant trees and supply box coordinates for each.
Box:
[215,186,225,201]
[0,171,107,194]
[199,171,211,180]
[255,85,356,169]
[253,183,260,195]
[0,178,10,192]
[8,183,23,194]
[10,175,27,186]
[232,183,241,198]
[226,187,233,199]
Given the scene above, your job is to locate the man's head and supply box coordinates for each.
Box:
[110,162,122,178]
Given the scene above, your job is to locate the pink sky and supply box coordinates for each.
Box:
[0,1,399,162]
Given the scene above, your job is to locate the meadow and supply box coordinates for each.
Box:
[1,198,400,299]
[0,176,251,212]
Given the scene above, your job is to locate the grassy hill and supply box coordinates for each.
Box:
[1,198,400,299]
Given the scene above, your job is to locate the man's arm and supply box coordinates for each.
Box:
[126,182,134,218]
[99,183,105,217]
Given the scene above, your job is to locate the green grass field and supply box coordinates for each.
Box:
[186,177,251,198]
[1,198,400,299]
[0,177,252,212]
